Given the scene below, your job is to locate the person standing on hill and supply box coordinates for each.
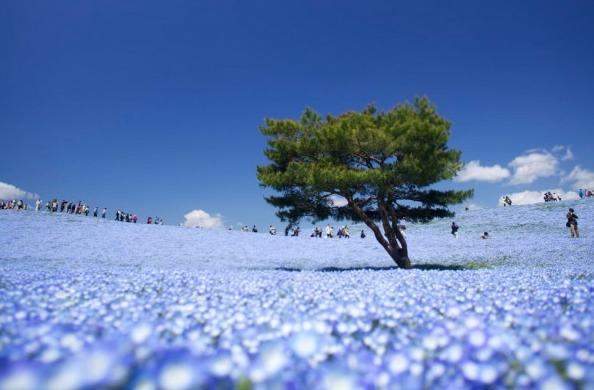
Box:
[566,208,579,238]
[451,222,459,238]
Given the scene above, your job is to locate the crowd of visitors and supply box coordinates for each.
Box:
[544,192,563,202]
[1,194,586,240]
[0,197,163,226]
[115,210,138,223]
[0,199,27,210]
[264,224,359,239]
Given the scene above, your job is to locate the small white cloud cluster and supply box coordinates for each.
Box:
[0,181,38,200]
[455,161,510,183]
[564,166,594,190]
[455,146,594,197]
[456,148,567,185]
[183,209,222,229]
[552,145,574,161]
[508,151,559,185]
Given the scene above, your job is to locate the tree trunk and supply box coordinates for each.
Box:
[382,235,412,269]
[392,224,410,269]
[346,195,412,269]
[284,223,293,236]
[389,248,411,269]
[378,196,412,269]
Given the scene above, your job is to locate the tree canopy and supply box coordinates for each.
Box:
[257,97,473,268]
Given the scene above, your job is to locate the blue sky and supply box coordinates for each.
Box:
[1,1,593,228]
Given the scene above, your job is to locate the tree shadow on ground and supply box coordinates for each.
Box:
[274,263,482,272]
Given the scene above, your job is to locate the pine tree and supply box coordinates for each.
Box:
[257,97,473,268]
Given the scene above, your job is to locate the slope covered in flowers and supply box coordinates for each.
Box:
[0,200,593,389]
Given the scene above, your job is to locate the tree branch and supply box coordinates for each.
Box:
[345,194,390,251]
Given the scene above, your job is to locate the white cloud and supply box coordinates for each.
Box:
[552,145,574,161]
[0,181,38,200]
[563,166,594,189]
[329,195,348,207]
[500,188,579,206]
[183,209,223,229]
[508,151,559,185]
[455,161,511,183]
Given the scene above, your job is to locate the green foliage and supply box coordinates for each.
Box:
[257,97,473,267]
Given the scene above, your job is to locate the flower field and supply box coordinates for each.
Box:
[0,201,593,389]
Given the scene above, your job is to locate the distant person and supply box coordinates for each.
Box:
[578,189,584,199]
[325,224,333,238]
[481,232,490,239]
[342,226,350,238]
[451,222,459,238]
[360,230,366,239]
[147,216,153,224]
[566,208,579,238]
[101,208,107,218]
[93,207,98,217]
[35,199,42,211]
[269,225,277,235]
[252,225,258,233]
[291,227,300,236]
[311,226,322,238]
